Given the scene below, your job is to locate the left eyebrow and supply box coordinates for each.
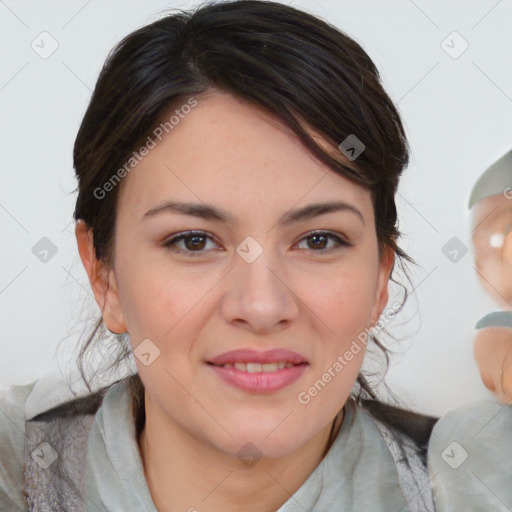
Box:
[142,200,365,226]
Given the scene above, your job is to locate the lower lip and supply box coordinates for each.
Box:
[207,363,308,393]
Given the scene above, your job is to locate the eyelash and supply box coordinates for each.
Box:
[162,230,352,257]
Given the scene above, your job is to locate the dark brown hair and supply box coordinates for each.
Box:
[70,0,438,467]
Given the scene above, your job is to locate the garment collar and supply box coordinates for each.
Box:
[86,380,410,511]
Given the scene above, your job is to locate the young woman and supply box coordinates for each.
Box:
[1,1,510,511]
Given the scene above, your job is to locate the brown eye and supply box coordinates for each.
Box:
[163,231,218,256]
[296,231,351,253]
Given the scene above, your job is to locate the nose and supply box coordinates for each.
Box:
[219,245,300,334]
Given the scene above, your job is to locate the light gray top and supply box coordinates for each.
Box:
[1,373,511,511]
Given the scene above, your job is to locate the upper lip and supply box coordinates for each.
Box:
[207,348,309,365]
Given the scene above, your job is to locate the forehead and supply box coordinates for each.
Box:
[117,91,373,222]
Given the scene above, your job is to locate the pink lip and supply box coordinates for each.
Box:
[207,363,308,394]
[206,348,309,394]
[207,348,308,366]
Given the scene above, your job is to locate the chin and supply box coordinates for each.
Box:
[222,434,304,462]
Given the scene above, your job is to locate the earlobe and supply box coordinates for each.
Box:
[75,219,127,334]
[102,272,128,334]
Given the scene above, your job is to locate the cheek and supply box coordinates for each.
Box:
[308,261,378,329]
[116,234,208,315]
[298,270,376,390]
[114,250,193,339]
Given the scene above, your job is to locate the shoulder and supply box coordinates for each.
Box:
[357,399,439,511]
[427,400,512,511]
[360,398,439,460]
[0,380,36,511]
[0,371,108,512]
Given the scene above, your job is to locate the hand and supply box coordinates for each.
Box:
[473,326,512,405]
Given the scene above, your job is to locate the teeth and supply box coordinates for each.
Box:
[221,361,295,372]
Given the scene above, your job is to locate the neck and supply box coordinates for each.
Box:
[136,400,344,512]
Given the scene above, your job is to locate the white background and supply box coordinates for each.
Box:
[1,0,511,417]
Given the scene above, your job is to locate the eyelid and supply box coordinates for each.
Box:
[162,230,222,256]
[294,229,352,245]
[162,229,352,256]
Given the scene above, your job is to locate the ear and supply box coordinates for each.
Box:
[75,219,127,334]
[369,245,395,327]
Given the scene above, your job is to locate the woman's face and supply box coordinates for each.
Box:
[96,90,393,459]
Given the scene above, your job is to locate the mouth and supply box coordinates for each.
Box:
[206,347,309,366]
[206,361,309,394]
[205,348,309,393]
